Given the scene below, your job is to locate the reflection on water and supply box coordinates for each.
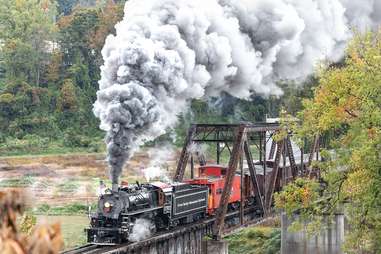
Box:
[281,213,345,254]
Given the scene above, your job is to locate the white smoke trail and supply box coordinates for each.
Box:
[93,0,380,184]
[142,145,175,182]
[188,143,208,156]
[128,218,154,242]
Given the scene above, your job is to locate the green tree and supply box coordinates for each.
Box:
[57,79,78,113]
[0,0,126,153]
[276,30,381,253]
[89,0,124,65]
[0,80,53,137]
[57,7,100,96]
[57,1,124,89]
[0,0,57,85]
[53,2,124,137]
[46,50,63,84]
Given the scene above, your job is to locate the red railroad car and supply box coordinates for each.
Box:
[186,165,244,215]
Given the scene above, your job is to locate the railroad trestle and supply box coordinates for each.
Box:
[64,122,323,254]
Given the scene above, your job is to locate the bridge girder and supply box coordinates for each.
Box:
[173,122,321,240]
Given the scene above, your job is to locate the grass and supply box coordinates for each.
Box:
[34,205,95,249]
[0,151,105,160]
[32,203,97,216]
[60,215,89,249]
[36,215,89,250]
[31,203,97,249]
[0,144,101,157]
[57,180,80,194]
[0,176,34,187]
[225,227,281,254]
[0,136,105,157]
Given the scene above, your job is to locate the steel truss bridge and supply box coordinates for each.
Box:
[63,122,323,254]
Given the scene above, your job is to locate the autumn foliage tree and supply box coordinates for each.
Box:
[276,30,381,253]
[57,79,78,113]
[54,2,124,137]
[0,191,63,254]
[89,0,124,65]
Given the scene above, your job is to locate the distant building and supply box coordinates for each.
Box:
[265,117,280,123]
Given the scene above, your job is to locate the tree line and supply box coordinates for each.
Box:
[0,0,126,154]
[0,0,311,155]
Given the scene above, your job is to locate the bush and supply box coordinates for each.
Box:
[63,132,82,147]
[225,227,281,254]
[33,203,96,215]
[63,129,98,148]
[36,204,51,213]
[19,213,37,235]
[88,140,103,153]
[0,135,51,155]
[263,230,281,254]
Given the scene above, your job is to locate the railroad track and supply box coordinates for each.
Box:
[61,243,134,254]
[61,244,100,254]
[61,207,267,254]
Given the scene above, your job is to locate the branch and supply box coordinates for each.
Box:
[344,109,358,118]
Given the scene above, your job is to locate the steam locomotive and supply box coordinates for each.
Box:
[86,165,263,244]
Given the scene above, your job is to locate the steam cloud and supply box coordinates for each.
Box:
[128,218,154,242]
[93,0,380,184]
[143,145,175,182]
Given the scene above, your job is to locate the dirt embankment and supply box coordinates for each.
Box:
[0,151,177,206]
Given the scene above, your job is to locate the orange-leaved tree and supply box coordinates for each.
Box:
[275,30,381,253]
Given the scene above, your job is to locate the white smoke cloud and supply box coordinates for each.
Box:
[340,0,381,31]
[128,218,154,242]
[142,145,175,182]
[188,143,208,158]
[93,0,380,184]
[147,145,176,167]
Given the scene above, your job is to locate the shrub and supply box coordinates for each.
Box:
[19,213,37,235]
[34,203,96,215]
[226,227,281,254]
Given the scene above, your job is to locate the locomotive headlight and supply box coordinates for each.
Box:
[103,201,112,213]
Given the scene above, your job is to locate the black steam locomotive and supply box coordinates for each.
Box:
[86,182,208,244]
